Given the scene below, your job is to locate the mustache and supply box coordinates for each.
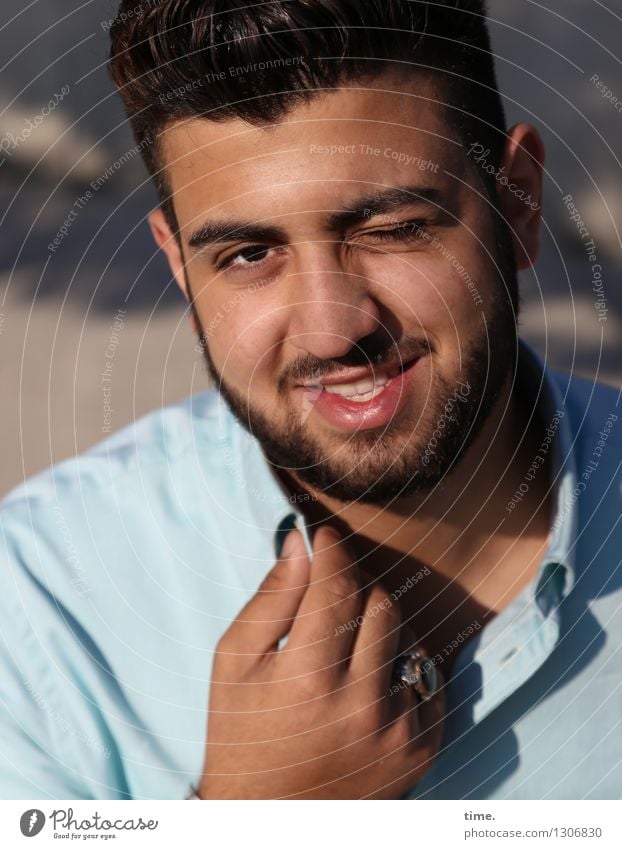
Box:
[280,333,433,388]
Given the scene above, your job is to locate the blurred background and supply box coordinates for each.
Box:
[0,0,621,497]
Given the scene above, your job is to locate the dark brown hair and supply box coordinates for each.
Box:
[109,0,506,230]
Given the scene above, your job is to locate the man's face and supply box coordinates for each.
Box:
[158,75,520,503]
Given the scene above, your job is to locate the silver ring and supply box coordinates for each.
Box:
[392,650,439,701]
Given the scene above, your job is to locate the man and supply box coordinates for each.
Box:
[0,0,620,801]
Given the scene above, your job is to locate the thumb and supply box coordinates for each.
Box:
[231,527,311,655]
[280,526,308,560]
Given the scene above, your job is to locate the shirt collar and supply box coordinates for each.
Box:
[515,337,578,606]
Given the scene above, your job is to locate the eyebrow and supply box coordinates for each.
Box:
[329,185,443,230]
[186,184,444,253]
[187,220,287,252]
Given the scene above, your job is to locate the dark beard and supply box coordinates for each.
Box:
[189,227,519,505]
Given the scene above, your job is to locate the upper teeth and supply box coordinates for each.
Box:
[314,364,402,398]
[324,374,389,397]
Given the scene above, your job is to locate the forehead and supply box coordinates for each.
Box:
[160,76,466,226]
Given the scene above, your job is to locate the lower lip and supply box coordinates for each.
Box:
[301,357,424,432]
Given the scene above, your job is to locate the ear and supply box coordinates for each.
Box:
[149,208,199,335]
[496,123,545,270]
[148,208,188,297]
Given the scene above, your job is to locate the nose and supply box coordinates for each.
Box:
[286,254,382,360]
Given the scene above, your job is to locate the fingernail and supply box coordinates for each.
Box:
[317,524,342,544]
[281,529,304,559]
[275,513,298,559]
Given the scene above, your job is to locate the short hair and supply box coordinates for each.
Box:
[108,0,506,231]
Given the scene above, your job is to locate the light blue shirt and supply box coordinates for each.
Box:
[1,338,621,800]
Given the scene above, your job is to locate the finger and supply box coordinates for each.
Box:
[397,620,443,719]
[220,529,311,663]
[410,666,445,756]
[381,666,445,795]
[287,525,365,670]
[348,583,402,691]
[389,649,445,755]
[397,618,420,655]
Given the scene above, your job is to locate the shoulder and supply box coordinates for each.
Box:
[550,368,620,448]
[1,389,231,514]
[0,388,246,593]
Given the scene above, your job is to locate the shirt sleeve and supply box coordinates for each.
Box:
[0,498,138,801]
[0,596,94,799]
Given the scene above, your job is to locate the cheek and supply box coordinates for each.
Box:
[366,254,470,324]
[208,297,284,389]
[365,251,491,353]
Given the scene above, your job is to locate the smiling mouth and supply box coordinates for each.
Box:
[301,357,418,404]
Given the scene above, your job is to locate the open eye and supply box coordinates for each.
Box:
[216,244,274,271]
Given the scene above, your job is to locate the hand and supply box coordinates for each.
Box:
[198,525,444,799]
